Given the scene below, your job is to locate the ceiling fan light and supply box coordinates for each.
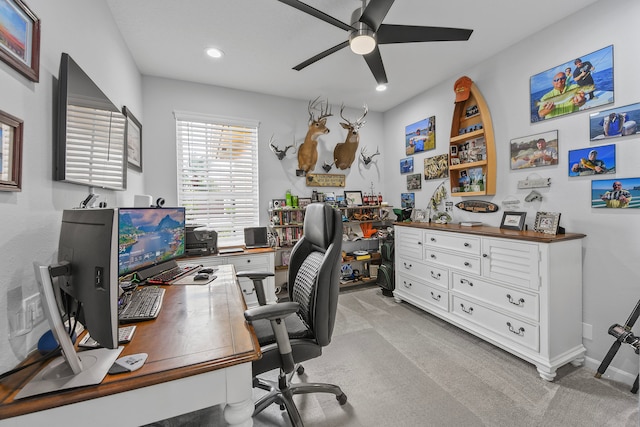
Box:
[349,29,376,55]
[376,84,387,92]
[206,48,224,59]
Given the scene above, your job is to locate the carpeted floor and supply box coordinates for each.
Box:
[146,287,638,426]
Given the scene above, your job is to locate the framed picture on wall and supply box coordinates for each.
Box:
[405,116,435,155]
[400,157,414,174]
[400,192,415,209]
[591,178,640,209]
[0,109,23,191]
[407,173,421,190]
[423,153,449,180]
[123,106,143,172]
[568,144,615,176]
[530,45,613,123]
[589,102,640,141]
[510,130,558,170]
[0,0,40,82]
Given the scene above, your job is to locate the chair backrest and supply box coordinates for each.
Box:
[288,203,342,347]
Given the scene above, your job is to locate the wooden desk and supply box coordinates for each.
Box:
[0,265,260,427]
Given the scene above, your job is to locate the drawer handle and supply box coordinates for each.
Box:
[464,261,471,267]
[430,292,441,301]
[430,237,436,242]
[417,241,423,245]
[482,253,488,258]
[403,281,412,288]
[459,278,473,287]
[464,242,470,247]
[404,262,412,269]
[460,303,474,314]
[243,288,256,295]
[506,294,525,306]
[430,271,441,280]
[507,322,525,336]
[430,254,437,259]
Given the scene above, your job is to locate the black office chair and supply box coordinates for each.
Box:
[242,203,347,426]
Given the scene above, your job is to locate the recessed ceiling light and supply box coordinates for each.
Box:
[376,84,387,92]
[206,48,224,59]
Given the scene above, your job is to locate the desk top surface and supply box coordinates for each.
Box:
[0,264,260,420]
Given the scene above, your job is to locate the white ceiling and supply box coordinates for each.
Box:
[106,0,600,112]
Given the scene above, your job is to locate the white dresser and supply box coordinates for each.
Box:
[394,223,586,381]
[181,248,276,307]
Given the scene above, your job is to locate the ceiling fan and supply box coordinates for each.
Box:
[277,0,473,85]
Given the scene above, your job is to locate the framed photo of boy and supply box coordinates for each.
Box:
[0,0,40,82]
[529,45,613,123]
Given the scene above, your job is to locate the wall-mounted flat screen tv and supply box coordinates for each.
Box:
[54,53,127,190]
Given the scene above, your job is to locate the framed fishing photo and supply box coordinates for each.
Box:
[510,130,558,170]
[568,144,615,177]
[591,178,640,209]
[529,45,614,123]
[405,116,435,155]
[589,102,640,141]
[400,157,414,174]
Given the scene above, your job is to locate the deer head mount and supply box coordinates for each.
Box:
[333,104,368,170]
[269,135,294,160]
[297,97,332,174]
[360,146,380,166]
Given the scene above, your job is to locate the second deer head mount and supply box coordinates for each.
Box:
[333,104,368,170]
[297,97,332,174]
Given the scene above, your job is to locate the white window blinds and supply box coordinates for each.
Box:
[175,111,259,247]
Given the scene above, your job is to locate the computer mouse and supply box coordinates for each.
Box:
[199,268,215,274]
[193,273,209,280]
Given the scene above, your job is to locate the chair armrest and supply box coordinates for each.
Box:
[244,301,299,323]
[236,271,274,280]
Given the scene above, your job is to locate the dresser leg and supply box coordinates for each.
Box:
[536,366,557,382]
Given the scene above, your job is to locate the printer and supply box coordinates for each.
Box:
[186,225,218,256]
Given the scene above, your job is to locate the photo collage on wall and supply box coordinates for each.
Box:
[526,44,640,209]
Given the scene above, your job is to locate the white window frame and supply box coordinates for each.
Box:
[175,111,260,247]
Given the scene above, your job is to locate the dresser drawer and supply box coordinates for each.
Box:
[425,231,480,256]
[425,249,480,275]
[396,259,448,289]
[397,273,449,312]
[452,295,539,351]
[451,273,539,322]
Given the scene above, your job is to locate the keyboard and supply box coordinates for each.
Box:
[147,264,199,284]
[79,325,137,348]
[119,286,165,322]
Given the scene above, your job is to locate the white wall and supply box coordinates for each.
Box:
[141,76,386,220]
[0,0,143,372]
[383,0,640,383]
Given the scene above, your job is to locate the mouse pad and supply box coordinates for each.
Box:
[172,274,217,285]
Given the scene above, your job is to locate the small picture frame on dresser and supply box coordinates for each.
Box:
[533,211,561,234]
[500,211,527,231]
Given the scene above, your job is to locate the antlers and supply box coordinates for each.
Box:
[360,146,380,165]
[340,103,368,127]
[308,96,333,124]
[269,135,294,160]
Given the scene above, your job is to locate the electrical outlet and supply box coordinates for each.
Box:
[23,294,44,326]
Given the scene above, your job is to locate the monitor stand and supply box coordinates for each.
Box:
[15,347,123,399]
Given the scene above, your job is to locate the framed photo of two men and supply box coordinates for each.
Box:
[529,45,613,123]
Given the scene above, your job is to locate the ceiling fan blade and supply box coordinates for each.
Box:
[377,24,473,44]
[293,41,350,71]
[359,0,395,31]
[363,46,388,85]
[277,0,354,32]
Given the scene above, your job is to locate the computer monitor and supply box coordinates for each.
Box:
[16,209,124,399]
[117,207,186,278]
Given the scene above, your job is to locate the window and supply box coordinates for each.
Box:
[175,111,259,247]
